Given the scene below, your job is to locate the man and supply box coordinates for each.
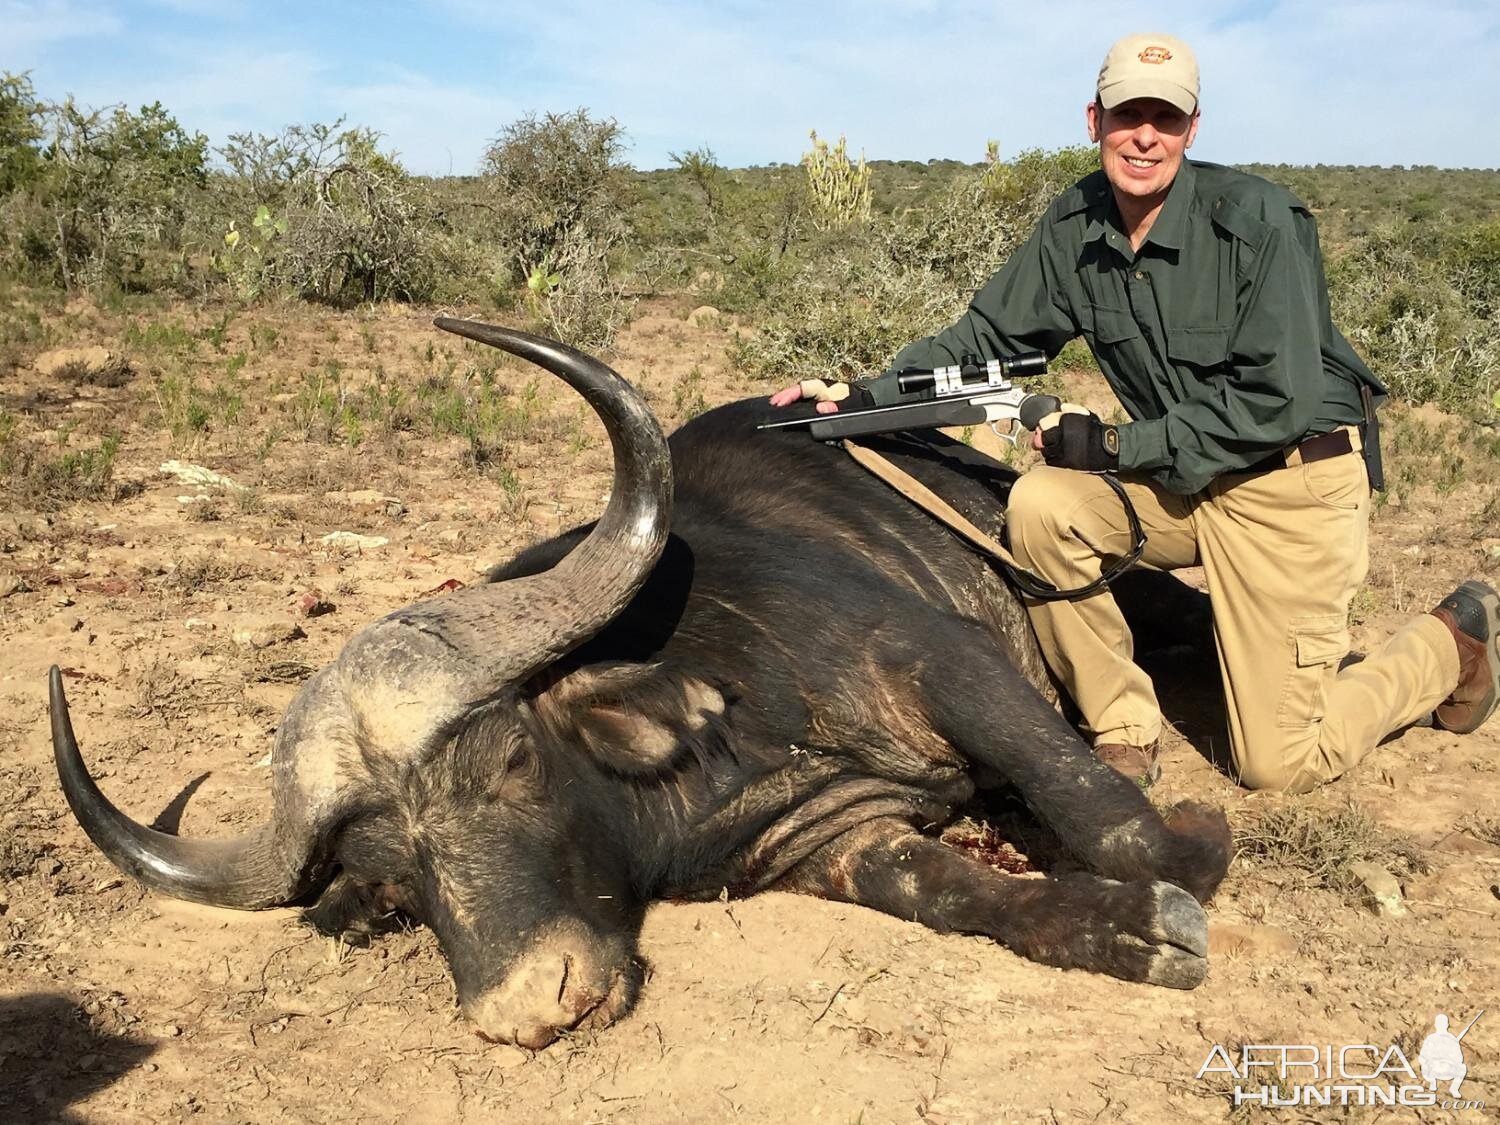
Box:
[771,33,1499,792]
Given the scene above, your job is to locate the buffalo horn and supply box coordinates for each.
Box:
[50,666,337,908]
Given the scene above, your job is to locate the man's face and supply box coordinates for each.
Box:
[1087,97,1199,206]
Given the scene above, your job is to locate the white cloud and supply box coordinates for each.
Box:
[2,0,121,51]
[335,72,524,175]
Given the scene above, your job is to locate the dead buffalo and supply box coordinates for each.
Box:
[51,319,1231,1049]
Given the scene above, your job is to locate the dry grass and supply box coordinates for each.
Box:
[0,418,125,511]
[1235,801,1428,899]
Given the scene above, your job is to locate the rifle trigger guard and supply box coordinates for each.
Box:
[989,418,1023,446]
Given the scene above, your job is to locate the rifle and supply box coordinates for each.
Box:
[757,352,1061,444]
[758,351,1147,601]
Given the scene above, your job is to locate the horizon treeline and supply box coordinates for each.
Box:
[2,72,1497,413]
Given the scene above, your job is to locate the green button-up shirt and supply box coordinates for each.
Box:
[862,160,1383,494]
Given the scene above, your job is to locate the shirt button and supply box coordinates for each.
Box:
[1134,271,1146,280]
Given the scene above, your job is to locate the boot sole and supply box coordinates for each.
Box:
[1436,580,1500,735]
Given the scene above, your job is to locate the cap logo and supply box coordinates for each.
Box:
[1138,45,1172,64]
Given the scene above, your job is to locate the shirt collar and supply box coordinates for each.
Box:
[1142,159,1196,251]
[1083,159,1197,255]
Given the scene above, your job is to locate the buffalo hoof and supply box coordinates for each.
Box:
[1137,881,1210,989]
[1042,876,1208,990]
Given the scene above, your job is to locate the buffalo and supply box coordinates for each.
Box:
[50,319,1231,1049]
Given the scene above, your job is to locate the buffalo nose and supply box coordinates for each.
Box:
[464,950,607,1049]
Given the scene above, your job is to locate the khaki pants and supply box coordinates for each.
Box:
[1006,444,1460,793]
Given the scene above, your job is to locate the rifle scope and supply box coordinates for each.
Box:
[896,351,1048,395]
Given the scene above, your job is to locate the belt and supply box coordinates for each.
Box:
[1243,425,1362,474]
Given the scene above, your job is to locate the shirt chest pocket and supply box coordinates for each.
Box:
[1166,325,1232,374]
[1086,305,1142,348]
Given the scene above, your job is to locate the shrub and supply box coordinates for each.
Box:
[216,122,443,304]
[1330,219,1500,414]
[3,95,208,291]
[480,109,634,348]
[0,72,44,195]
[481,109,629,283]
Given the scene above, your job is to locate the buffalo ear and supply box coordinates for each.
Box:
[528,663,725,774]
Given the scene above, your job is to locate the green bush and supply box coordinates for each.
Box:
[216,123,445,304]
[1330,218,1500,414]
[481,109,629,283]
[0,89,208,292]
[0,73,44,195]
[480,110,634,348]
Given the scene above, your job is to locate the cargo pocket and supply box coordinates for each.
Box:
[1276,616,1349,729]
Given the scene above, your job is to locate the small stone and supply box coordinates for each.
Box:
[231,619,306,650]
[487,1045,530,1069]
[1349,861,1407,917]
[183,618,214,631]
[320,531,389,552]
[686,305,723,326]
[291,590,334,618]
[160,460,244,492]
[1482,538,1500,559]
[438,528,465,546]
[0,573,21,598]
[162,1025,182,1038]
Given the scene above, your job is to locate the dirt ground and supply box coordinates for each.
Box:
[1,295,1498,1124]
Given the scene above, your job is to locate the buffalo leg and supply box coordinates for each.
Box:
[779,818,1208,988]
[882,617,1232,902]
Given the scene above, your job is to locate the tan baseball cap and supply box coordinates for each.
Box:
[1096,33,1199,115]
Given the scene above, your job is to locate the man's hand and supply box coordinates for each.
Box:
[769,379,848,414]
[1037,410,1121,473]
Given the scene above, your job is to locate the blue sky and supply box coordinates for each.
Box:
[6,0,1498,173]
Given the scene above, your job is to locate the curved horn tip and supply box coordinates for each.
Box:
[433,316,514,346]
[49,664,74,738]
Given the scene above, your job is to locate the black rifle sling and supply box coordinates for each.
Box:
[842,439,1146,602]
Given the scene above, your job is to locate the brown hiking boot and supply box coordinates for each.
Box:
[1430,580,1500,734]
[1095,740,1162,787]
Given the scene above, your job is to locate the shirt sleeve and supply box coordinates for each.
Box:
[857,221,1081,406]
[1117,204,1326,494]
